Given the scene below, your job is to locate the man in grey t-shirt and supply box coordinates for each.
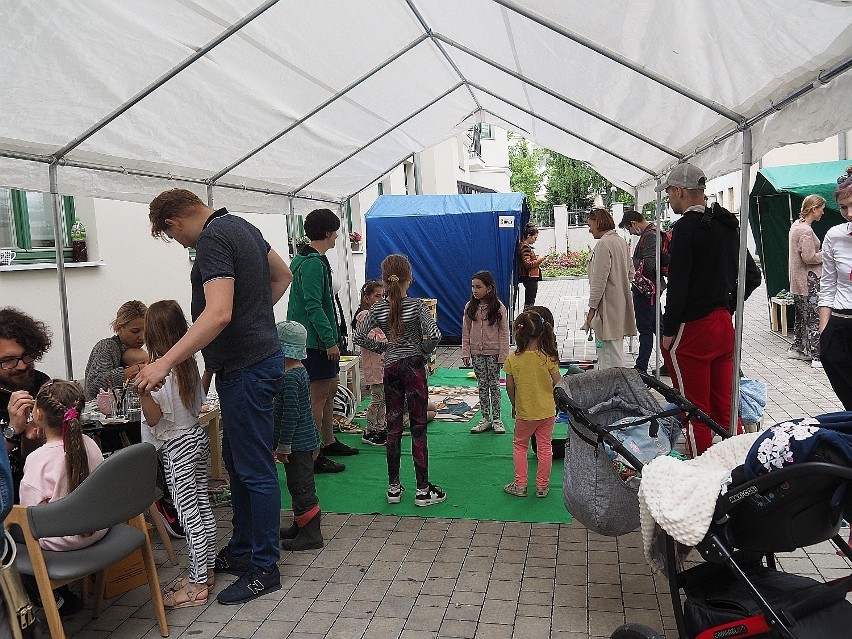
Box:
[138,189,292,605]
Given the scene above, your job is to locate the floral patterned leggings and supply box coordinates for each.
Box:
[472,354,501,422]
[384,355,430,489]
[791,271,820,360]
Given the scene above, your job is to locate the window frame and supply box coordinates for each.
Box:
[2,188,75,264]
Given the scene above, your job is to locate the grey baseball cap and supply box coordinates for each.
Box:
[655,162,707,192]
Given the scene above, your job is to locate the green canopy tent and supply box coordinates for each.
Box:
[749,160,849,307]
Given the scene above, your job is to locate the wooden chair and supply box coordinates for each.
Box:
[4,443,169,639]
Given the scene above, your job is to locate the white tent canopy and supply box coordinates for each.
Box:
[2,0,851,211]
[2,0,852,422]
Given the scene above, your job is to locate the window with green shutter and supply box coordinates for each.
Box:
[0,187,74,263]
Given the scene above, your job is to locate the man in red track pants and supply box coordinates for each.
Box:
[657,163,754,457]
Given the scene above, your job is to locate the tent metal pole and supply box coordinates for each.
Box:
[293,83,464,195]
[403,0,482,110]
[413,153,423,195]
[52,0,282,159]
[470,83,657,175]
[654,180,663,380]
[730,127,752,434]
[209,34,429,182]
[48,163,73,379]
[435,34,683,159]
[481,108,530,136]
[490,0,743,123]
[339,202,355,352]
[206,183,214,208]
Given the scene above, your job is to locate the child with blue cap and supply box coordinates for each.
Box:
[274,321,323,550]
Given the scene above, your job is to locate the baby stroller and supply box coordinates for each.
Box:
[615,435,852,638]
[555,367,728,537]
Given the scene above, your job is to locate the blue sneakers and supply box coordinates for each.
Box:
[217,565,281,605]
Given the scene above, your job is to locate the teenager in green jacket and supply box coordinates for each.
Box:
[287,208,358,473]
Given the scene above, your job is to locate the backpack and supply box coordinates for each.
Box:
[637,225,672,277]
[659,230,671,277]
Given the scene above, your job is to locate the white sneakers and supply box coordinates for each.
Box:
[471,419,507,434]
[470,419,493,434]
[812,360,823,369]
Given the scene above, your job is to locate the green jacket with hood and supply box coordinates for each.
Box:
[286,247,339,351]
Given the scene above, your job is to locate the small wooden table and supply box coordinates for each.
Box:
[199,408,223,480]
[770,296,794,336]
[338,356,362,405]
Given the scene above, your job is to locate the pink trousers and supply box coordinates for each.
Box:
[512,416,555,490]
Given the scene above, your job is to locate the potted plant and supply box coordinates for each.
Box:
[349,230,362,251]
[70,219,88,262]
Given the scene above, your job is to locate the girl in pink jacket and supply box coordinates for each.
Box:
[462,271,510,434]
[353,281,388,446]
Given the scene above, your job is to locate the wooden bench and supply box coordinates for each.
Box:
[770,296,794,336]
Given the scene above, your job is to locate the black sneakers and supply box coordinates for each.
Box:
[213,546,252,576]
[414,483,447,507]
[361,431,387,446]
[323,438,359,456]
[217,565,281,605]
[387,483,405,504]
[314,455,345,473]
[154,497,185,538]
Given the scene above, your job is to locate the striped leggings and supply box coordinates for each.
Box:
[161,428,217,584]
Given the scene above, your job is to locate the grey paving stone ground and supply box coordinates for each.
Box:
[64,279,848,639]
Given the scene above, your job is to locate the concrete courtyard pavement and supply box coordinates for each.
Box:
[64,279,848,639]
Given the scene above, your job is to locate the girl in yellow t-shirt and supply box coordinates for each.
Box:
[502,310,561,498]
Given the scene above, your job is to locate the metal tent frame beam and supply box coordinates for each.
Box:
[209,33,430,183]
[432,32,683,160]
[293,82,464,195]
[470,82,656,177]
[491,0,745,124]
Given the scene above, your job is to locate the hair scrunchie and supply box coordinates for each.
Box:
[388,274,399,282]
[61,407,79,445]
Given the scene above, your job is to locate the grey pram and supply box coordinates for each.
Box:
[556,368,726,537]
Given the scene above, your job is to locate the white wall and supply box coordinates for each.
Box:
[0,197,298,380]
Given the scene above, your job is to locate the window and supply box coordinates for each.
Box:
[0,187,75,264]
[728,187,735,211]
[478,123,494,140]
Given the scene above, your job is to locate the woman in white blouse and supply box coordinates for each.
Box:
[819,167,852,409]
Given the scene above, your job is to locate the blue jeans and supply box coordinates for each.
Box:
[217,351,284,571]
[633,290,656,373]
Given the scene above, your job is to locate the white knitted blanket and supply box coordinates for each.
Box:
[638,432,760,572]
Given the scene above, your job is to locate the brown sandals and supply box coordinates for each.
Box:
[163,584,209,609]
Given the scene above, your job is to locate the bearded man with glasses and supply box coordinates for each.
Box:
[0,307,52,497]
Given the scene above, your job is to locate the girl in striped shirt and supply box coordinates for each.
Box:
[354,254,445,507]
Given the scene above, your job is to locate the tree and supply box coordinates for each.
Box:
[508,139,545,212]
[543,150,634,210]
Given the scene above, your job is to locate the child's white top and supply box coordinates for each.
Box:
[142,371,204,449]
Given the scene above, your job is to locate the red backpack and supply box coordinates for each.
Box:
[659,230,671,277]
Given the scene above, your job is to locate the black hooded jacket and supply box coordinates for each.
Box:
[663,203,761,336]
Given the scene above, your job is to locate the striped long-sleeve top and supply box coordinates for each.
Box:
[353,297,441,366]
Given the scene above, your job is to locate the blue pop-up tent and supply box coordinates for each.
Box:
[365,194,529,340]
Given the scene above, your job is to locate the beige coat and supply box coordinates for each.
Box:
[588,230,638,341]
[788,219,822,295]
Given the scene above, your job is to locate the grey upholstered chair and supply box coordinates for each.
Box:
[4,443,169,639]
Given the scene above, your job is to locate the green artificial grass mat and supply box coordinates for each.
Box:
[279,367,573,524]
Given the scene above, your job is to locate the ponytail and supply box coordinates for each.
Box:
[513,311,559,361]
[35,380,89,493]
[381,255,412,342]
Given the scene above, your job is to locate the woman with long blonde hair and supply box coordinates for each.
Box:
[788,194,825,367]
